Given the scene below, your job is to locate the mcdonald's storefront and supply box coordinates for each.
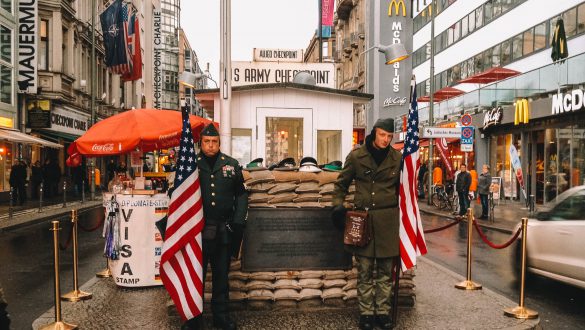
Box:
[481,88,585,204]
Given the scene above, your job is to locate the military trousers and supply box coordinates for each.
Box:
[355,255,394,315]
[202,234,231,318]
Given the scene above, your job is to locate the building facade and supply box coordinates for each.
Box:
[178,28,205,117]
[410,0,585,204]
[158,0,180,110]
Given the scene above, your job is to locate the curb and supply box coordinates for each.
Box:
[420,207,514,234]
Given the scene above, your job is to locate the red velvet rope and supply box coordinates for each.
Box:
[78,215,105,233]
[472,219,522,249]
[59,223,73,251]
[424,217,463,234]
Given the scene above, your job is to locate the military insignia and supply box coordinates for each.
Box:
[222,165,235,177]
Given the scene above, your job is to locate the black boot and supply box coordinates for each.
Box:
[359,315,374,330]
[376,314,395,329]
[181,316,202,330]
[213,314,237,330]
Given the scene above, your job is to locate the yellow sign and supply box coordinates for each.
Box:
[514,99,529,125]
[388,0,406,17]
[0,116,13,128]
[27,99,51,111]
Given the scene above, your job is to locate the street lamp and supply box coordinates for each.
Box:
[352,43,409,87]
[178,71,218,89]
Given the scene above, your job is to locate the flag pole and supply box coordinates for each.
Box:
[427,3,435,206]
[89,0,96,201]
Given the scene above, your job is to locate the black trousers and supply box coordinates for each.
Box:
[12,184,26,204]
[458,191,469,216]
[479,193,489,217]
[202,235,230,318]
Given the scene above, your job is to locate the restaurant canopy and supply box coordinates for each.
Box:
[0,128,63,148]
[457,67,520,84]
[417,86,465,103]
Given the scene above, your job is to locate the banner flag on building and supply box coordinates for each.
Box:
[321,0,334,26]
[160,107,205,321]
[551,18,569,62]
[399,80,428,271]
[100,0,130,75]
[121,11,142,81]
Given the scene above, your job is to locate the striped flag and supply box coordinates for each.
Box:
[160,107,205,321]
[399,80,428,271]
[99,0,130,75]
[121,10,142,81]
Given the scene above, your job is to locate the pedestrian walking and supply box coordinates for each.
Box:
[332,118,400,330]
[478,164,492,219]
[418,162,428,198]
[181,123,248,330]
[30,160,43,199]
[106,159,117,183]
[9,160,27,205]
[455,164,472,218]
[0,285,10,330]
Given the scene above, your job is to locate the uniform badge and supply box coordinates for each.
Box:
[222,165,235,177]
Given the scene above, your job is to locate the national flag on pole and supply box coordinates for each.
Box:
[160,108,205,321]
[399,80,428,271]
[100,0,130,75]
[121,10,142,81]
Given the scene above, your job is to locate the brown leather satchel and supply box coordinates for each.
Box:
[343,210,371,247]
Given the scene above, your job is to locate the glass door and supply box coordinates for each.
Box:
[256,108,313,167]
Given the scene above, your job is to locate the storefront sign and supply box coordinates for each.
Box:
[17,0,38,94]
[152,3,162,109]
[509,145,527,199]
[49,106,90,136]
[26,99,51,128]
[0,116,13,128]
[422,126,460,138]
[552,88,584,115]
[242,209,351,271]
[514,99,529,125]
[321,0,335,25]
[253,48,303,63]
[483,107,503,129]
[108,194,167,287]
[383,96,408,107]
[232,61,335,88]
[435,138,454,177]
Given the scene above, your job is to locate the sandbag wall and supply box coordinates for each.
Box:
[203,169,416,310]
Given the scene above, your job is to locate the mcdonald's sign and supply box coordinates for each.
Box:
[514,99,530,125]
[388,0,406,17]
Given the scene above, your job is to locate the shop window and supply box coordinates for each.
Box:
[0,143,13,192]
[0,64,11,104]
[265,117,303,167]
[578,3,585,34]
[317,130,341,165]
[231,128,252,166]
[511,34,523,60]
[564,7,578,37]
[534,22,547,51]
[523,28,534,56]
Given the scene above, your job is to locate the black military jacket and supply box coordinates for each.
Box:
[196,152,248,225]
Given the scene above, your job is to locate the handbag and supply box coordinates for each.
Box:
[343,209,371,247]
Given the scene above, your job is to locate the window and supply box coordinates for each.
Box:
[461,15,469,38]
[534,22,546,51]
[265,118,303,166]
[578,3,585,34]
[468,12,476,33]
[317,130,341,165]
[467,58,475,77]
[62,28,68,75]
[482,48,492,70]
[511,34,522,60]
[476,6,484,29]
[231,128,252,166]
[501,0,512,13]
[0,25,10,63]
[564,7,578,37]
[549,190,585,220]
[474,53,484,74]
[447,27,454,45]
[484,1,493,23]
[0,64,11,104]
[501,39,511,65]
[523,28,534,56]
[453,21,461,42]
[492,0,502,17]
[451,63,461,82]
[1,0,11,13]
[491,44,501,67]
[40,20,49,70]
[461,60,468,79]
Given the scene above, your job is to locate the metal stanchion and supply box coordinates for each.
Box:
[95,259,112,278]
[90,161,95,201]
[63,181,67,208]
[40,221,78,330]
[8,187,13,219]
[529,195,535,214]
[81,180,85,204]
[504,218,538,319]
[39,182,44,213]
[455,208,482,290]
[61,210,93,302]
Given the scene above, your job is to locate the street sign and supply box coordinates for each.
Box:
[422,126,461,138]
[461,113,473,126]
[461,126,474,153]
[461,144,474,152]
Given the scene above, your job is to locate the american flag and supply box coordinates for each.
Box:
[399,81,428,271]
[110,3,130,75]
[160,108,205,321]
[121,10,142,81]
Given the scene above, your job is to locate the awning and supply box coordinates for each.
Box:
[417,87,465,103]
[457,67,520,84]
[0,129,63,148]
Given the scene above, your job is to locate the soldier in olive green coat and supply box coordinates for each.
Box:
[332,118,401,330]
[182,124,248,330]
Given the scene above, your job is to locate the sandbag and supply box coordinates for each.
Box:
[343,289,357,301]
[268,193,298,203]
[272,202,300,208]
[268,183,298,195]
[293,193,321,202]
[321,287,345,299]
[322,279,347,289]
[247,289,274,301]
[228,271,250,281]
[345,268,358,280]
[249,193,272,203]
[273,171,300,183]
[298,288,322,300]
[317,171,339,186]
[247,170,275,185]
[245,280,274,291]
[249,203,276,208]
[274,289,300,301]
[298,278,323,289]
[323,270,346,280]
[342,279,357,291]
[274,270,300,280]
[295,182,320,193]
[294,202,323,208]
[319,183,335,195]
[298,270,324,279]
[230,259,241,271]
[243,171,251,182]
[249,182,277,193]
[229,279,247,292]
[229,291,247,301]
[298,172,318,183]
[274,279,302,290]
[319,195,333,202]
[248,272,276,281]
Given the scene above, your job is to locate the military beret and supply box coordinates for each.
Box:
[201,123,219,137]
[373,118,395,133]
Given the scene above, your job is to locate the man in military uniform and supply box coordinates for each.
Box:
[182,124,248,330]
[332,118,401,330]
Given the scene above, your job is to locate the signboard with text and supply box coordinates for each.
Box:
[232,61,335,88]
[17,0,38,93]
[26,99,51,128]
[49,106,90,136]
[422,126,461,138]
[253,48,303,63]
[460,126,474,152]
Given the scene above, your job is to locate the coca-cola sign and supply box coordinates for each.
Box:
[92,143,115,152]
[483,107,503,129]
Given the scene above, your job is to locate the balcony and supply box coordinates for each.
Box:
[343,38,351,53]
[350,32,358,48]
[336,0,353,20]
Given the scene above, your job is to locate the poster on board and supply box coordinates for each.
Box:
[490,177,502,200]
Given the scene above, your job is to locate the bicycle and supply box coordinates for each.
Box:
[432,183,457,211]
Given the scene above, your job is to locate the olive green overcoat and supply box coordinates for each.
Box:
[333,144,401,258]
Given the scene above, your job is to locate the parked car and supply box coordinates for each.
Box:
[513,185,585,289]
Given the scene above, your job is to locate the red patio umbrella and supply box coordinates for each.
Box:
[458,67,520,84]
[67,109,214,157]
[417,86,464,103]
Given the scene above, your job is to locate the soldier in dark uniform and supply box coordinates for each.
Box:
[182,123,248,330]
[332,118,401,330]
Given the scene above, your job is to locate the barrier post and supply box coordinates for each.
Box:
[95,259,112,278]
[61,210,93,302]
[40,221,78,330]
[39,182,44,213]
[8,187,13,219]
[455,208,482,290]
[504,218,538,319]
[81,180,85,204]
[62,181,67,208]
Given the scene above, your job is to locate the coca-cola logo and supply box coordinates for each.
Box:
[92,143,114,152]
[159,132,178,141]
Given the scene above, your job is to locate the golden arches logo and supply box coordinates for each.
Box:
[388,0,406,17]
[514,99,529,125]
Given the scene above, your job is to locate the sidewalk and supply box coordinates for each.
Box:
[31,257,539,329]
[419,197,533,234]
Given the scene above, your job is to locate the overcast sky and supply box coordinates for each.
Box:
[180,1,321,79]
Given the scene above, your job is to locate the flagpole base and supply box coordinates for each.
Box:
[96,268,112,278]
[504,306,538,319]
[455,280,482,290]
[61,289,92,302]
[40,321,78,330]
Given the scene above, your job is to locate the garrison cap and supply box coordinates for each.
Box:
[373,118,395,133]
[201,123,219,137]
